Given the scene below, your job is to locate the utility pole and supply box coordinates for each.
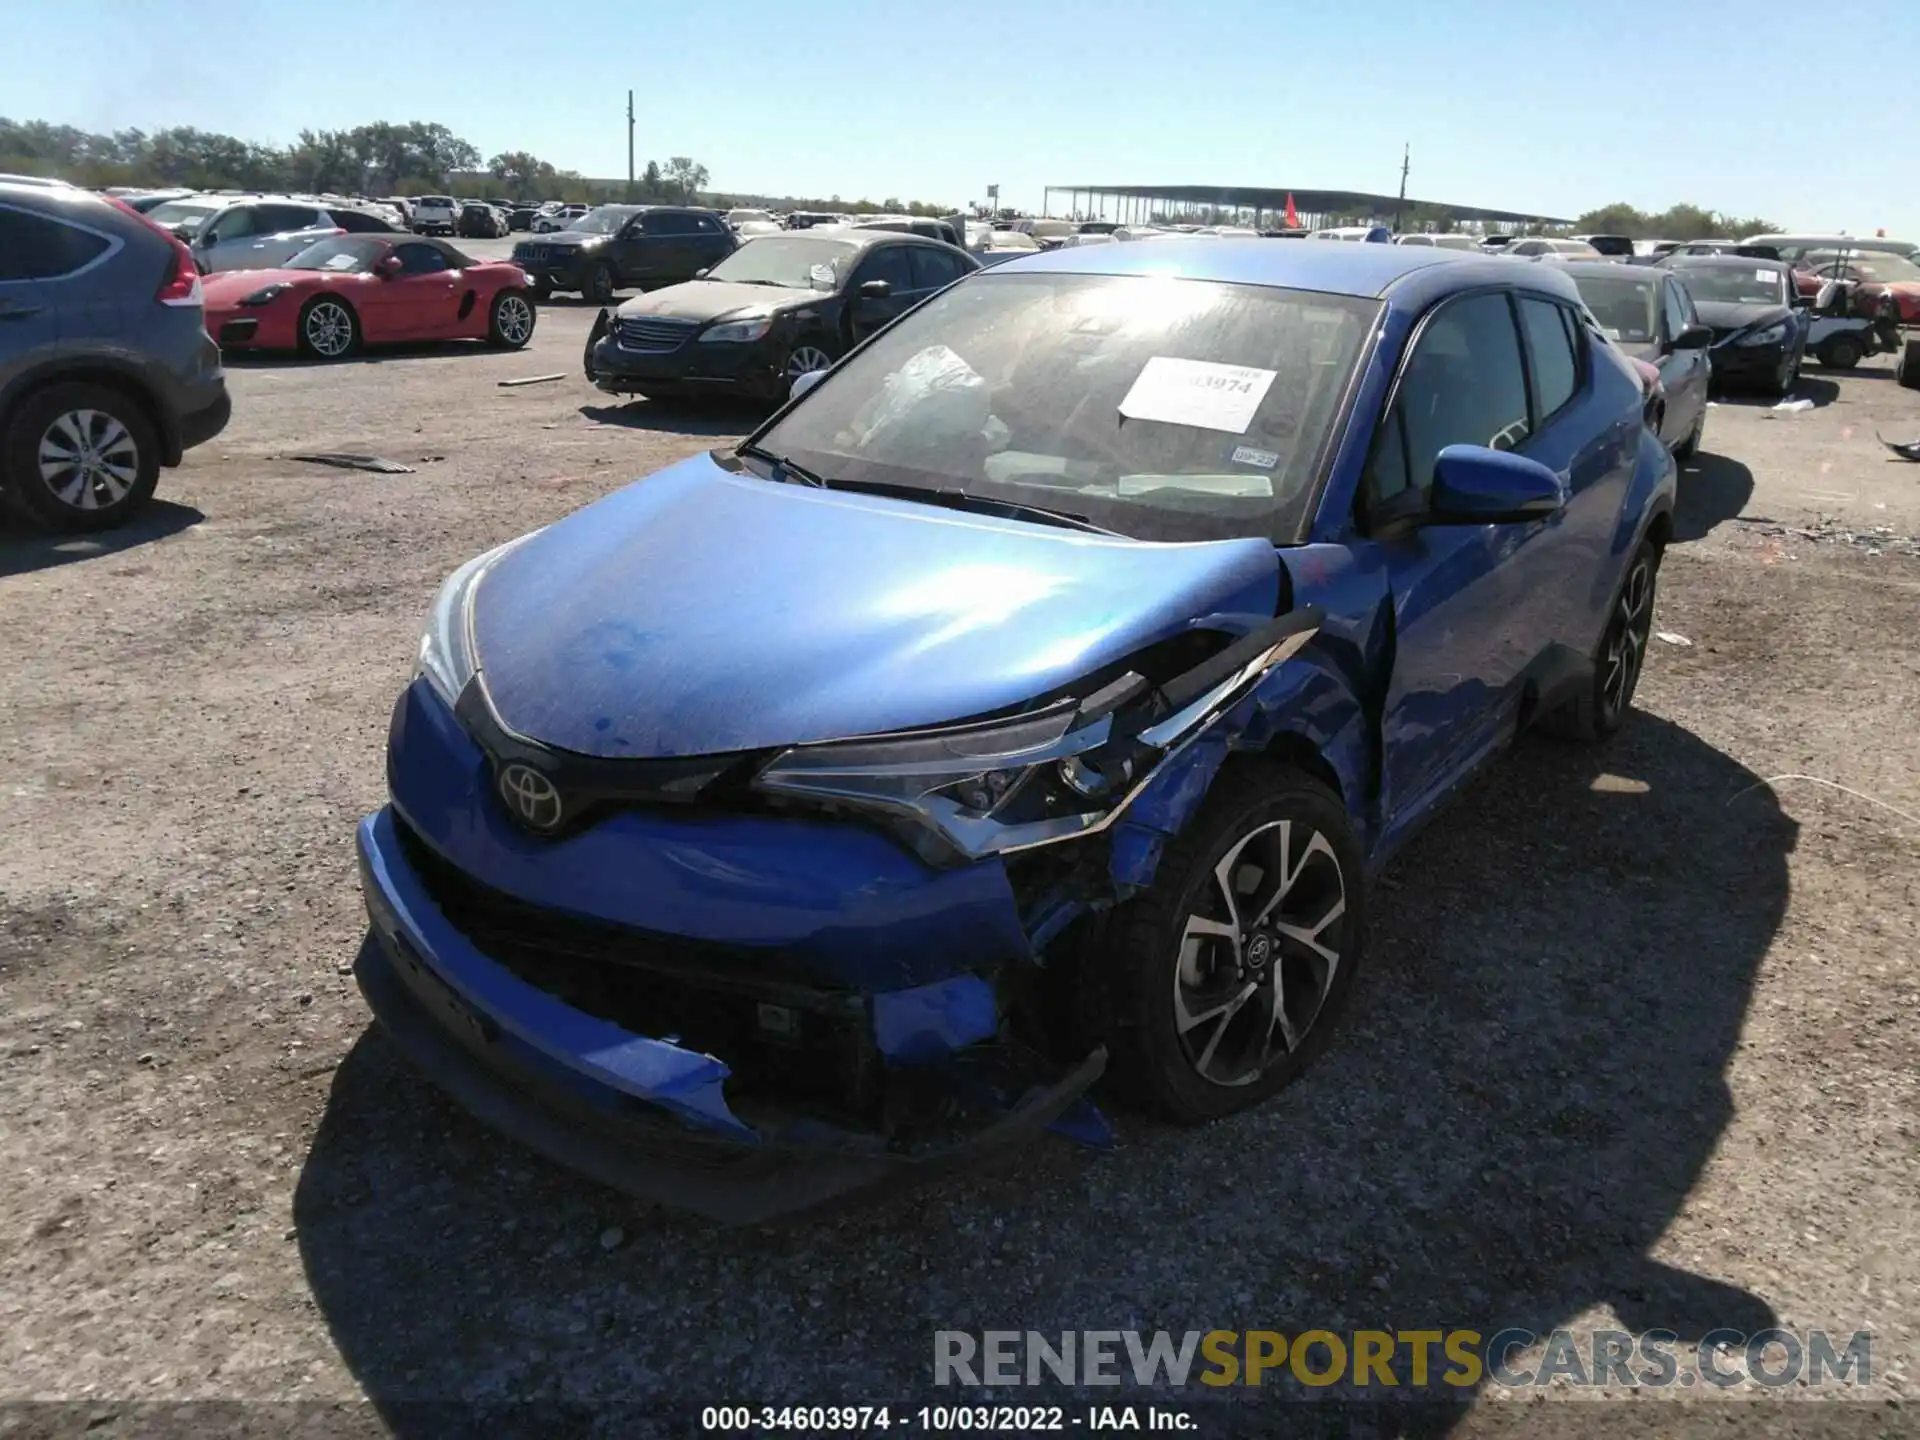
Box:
[626,90,636,194]
[1393,143,1409,233]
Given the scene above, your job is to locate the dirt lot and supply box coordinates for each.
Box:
[2,301,1916,1436]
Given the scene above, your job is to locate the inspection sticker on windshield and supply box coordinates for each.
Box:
[1118,358,1277,434]
[809,263,836,287]
[1756,269,1776,282]
[1231,444,1280,469]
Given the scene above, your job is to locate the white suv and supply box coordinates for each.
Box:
[410,196,460,236]
[188,198,395,274]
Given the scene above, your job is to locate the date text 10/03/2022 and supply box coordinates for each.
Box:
[701,1406,1196,1431]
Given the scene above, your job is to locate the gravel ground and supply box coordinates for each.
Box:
[1,305,1916,1438]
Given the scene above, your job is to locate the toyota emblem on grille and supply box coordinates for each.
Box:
[498,763,563,832]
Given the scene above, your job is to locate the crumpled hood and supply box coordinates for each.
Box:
[470,453,1283,758]
[615,280,814,324]
[1693,300,1791,340]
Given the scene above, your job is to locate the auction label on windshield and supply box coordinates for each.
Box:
[1119,358,1276,434]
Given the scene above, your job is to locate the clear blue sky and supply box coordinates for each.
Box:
[12,0,1919,236]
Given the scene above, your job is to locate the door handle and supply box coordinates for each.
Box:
[0,302,43,321]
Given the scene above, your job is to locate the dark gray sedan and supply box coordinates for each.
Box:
[1557,260,1713,457]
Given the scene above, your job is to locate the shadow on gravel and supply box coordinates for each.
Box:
[1670,454,1754,543]
[578,400,752,437]
[295,714,1790,1431]
[0,500,204,577]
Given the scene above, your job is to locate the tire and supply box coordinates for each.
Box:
[1817,334,1863,370]
[297,296,360,360]
[1084,762,1365,1124]
[580,262,615,305]
[778,340,837,399]
[1672,402,1704,461]
[1899,339,1920,392]
[1764,348,1799,397]
[1540,537,1660,743]
[487,290,536,349]
[1,382,161,533]
[583,308,611,383]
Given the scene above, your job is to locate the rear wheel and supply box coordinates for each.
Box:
[1817,334,1863,370]
[297,296,359,360]
[487,290,536,349]
[1899,339,1920,391]
[2,382,160,533]
[1541,537,1660,742]
[1084,764,1364,1124]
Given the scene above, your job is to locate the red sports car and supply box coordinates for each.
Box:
[1793,250,1920,324]
[200,235,537,358]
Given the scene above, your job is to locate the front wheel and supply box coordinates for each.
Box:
[1,382,161,533]
[1086,764,1364,1124]
[297,296,360,360]
[1765,348,1800,397]
[779,341,837,399]
[1817,334,1863,370]
[487,290,536,349]
[580,262,615,305]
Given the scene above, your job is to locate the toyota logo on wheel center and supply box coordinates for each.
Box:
[497,763,563,831]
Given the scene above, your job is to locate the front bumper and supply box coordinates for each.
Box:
[356,807,1107,1223]
[1707,339,1792,379]
[513,250,586,289]
[589,328,784,397]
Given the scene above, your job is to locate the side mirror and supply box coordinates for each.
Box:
[1672,323,1713,350]
[1427,445,1566,525]
[790,368,829,401]
[857,279,892,299]
[693,268,709,280]
[376,255,404,279]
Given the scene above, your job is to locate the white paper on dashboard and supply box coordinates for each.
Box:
[1117,357,1278,434]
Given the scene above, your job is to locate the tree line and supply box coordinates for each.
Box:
[1571,201,1781,241]
[0,115,954,214]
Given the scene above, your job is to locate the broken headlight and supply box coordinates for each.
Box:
[753,611,1323,867]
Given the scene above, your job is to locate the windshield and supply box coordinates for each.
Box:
[1813,253,1920,283]
[148,198,222,228]
[752,271,1376,543]
[1671,265,1788,305]
[707,236,858,289]
[284,237,390,272]
[1568,273,1660,344]
[573,206,637,235]
[417,196,454,208]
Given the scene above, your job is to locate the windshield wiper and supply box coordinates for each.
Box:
[806,476,1119,535]
[737,443,828,487]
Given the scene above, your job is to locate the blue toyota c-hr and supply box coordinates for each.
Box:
[357,240,1675,1222]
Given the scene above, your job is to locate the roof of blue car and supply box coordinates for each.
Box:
[1002,237,1493,298]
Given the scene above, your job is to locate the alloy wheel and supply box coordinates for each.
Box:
[304,301,355,358]
[1601,553,1655,721]
[496,295,534,344]
[785,345,834,392]
[37,409,140,512]
[1173,819,1348,1087]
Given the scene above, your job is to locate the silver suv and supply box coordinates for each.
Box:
[0,181,231,532]
[187,197,397,274]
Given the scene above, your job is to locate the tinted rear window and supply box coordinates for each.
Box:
[0,206,114,281]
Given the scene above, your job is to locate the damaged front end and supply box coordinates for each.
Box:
[357,606,1322,1223]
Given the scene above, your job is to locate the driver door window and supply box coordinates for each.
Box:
[1365,290,1531,510]
[394,243,449,275]
[203,208,257,245]
[1660,280,1692,340]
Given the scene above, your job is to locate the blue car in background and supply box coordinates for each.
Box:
[357,241,1676,1222]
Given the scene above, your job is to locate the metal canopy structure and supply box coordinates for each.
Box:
[1042,183,1571,229]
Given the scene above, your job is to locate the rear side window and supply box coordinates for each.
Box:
[1517,296,1580,423]
[691,214,724,234]
[0,207,112,281]
[258,204,321,233]
[332,210,391,234]
[1367,291,1531,504]
[644,211,694,235]
[203,207,258,244]
[909,246,967,291]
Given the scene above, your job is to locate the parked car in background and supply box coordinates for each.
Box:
[145,194,233,241]
[507,206,538,233]
[584,229,979,403]
[1744,233,1916,263]
[1558,260,1711,456]
[0,179,230,532]
[1016,218,1076,249]
[850,216,964,246]
[458,201,507,239]
[726,208,775,231]
[409,196,460,236]
[514,204,736,303]
[1478,234,1515,250]
[188,198,399,274]
[362,239,1675,1219]
[199,235,536,360]
[784,211,839,230]
[532,204,589,234]
[1570,234,1635,258]
[1312,225,1391,242]
[1795,248,1920,325]
[1395,233,1478,250]
[972,228,1042,266]
[1656,255,1809,395]
[118,189,196,215]
[1509,238,1603,259]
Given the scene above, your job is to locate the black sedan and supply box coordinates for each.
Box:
[585,229,980,403]
[1656,255,1810,395]
[1557,261,1713,457]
